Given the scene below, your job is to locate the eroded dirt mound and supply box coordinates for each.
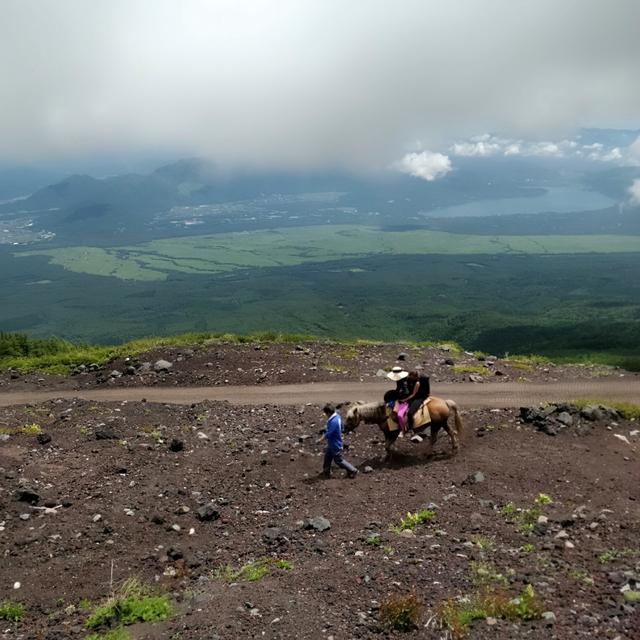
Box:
[0,398,638,639]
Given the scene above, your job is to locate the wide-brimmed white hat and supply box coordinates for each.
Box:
[386,366,408,381]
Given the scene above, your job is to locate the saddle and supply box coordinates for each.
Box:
[386,397,432,432]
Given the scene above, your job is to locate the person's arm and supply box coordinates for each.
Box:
[405,380,420,402]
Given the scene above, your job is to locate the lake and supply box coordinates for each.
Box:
[420,186,616,218]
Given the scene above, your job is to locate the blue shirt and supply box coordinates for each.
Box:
[325,412,343,452]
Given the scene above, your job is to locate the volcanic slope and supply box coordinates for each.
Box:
[0,343,639,639]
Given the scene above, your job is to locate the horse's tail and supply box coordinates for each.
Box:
[446,399,463,442]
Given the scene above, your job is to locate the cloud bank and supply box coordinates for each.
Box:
[1,0,639,169]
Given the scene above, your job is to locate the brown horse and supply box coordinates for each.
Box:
[343,397,463,457]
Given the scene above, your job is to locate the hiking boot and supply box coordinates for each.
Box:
[347,469,358,479]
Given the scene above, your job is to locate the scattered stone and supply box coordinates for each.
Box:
[469,374,484,383]
[444,358,455,365]
[169,438,184,452]
[580,405,604,421]
[15,488,40,504]
[92,514,102,522]
[95,427,118,440]
[613,434,632,445]
[196,503,220,522]
[462,471,485,485]
[623,591,640,603]
[542,611,556,625]
[397,352,408,361]
[263,527,290,546]
[556,412,573,426]
[109,370,122,378]
[36,432,52,445]
[304,516,331,532]
[154,359,173,372]
[363,466,374,474]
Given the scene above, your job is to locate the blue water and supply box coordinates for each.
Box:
[420,187,616,218]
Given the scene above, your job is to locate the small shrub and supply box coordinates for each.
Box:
[365,534,381,546]
[390,509,436,533]
[0,601,24,622]
[471,535,495,552]
[85,579,171,630]
[520,543,535,554]
[379,593,422,631]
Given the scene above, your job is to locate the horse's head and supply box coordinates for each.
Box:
[343,404,361,433]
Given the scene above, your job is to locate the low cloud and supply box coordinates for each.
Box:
[0,1,639,169]
[629,178,640,205]
[450,134,629,163]
[394,151,452,182]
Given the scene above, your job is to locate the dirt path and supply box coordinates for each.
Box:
[0,378,637,407]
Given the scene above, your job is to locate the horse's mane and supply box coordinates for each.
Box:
[347,401,386,422]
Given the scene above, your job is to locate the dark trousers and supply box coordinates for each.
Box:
[408,397,428,429]
[323,448,357,474]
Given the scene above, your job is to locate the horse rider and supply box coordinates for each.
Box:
[403,370,431,430]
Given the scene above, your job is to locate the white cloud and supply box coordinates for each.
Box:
[450,141,502,157]
[395,151,452,181]
[629,178,640,204]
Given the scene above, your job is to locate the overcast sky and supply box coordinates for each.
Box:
[1,0,639,170]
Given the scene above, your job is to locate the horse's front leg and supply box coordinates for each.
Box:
[382,426,400,460]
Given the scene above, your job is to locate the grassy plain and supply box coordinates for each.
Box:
[18,225,640,281]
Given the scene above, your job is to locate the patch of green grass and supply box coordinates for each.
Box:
[505,354,553,366]
[215,558,292,582]
[470,535,495,552]
[379,593,422,631]
[501,494,552,536]
[568,568,594,586]
[365,534,382,546]
[85,579,171,630]
[85,629,130,640]
[520,543,535,554]
[598,548,640,564]
[0,601,24,622]
[0,423,42,436]
[436,585,543,639]
[452,364,488,375]
[389,509,436,533]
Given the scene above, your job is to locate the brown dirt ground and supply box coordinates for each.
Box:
[0,394,639,639]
